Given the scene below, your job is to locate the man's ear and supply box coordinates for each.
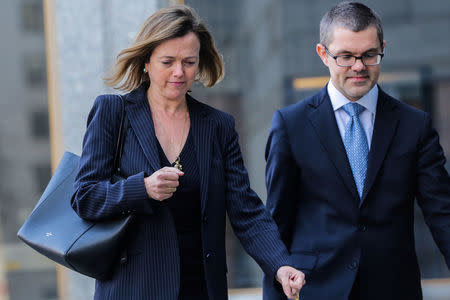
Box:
[382,40,386,53]
[316,43,329,67]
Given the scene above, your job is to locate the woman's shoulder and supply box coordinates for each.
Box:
[92,94,124,109]
[86,94,125,125]
[187,94,234,127]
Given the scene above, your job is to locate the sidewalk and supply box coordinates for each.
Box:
[228,282,450,300]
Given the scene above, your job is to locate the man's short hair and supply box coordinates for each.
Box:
[320,1,383,48]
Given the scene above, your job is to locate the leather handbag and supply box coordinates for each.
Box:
[17,95,132,280]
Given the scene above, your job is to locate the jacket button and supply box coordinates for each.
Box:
[358,224,367,232]
[203,216,208,224]
[205,253,211,259]
[348,261,358,270]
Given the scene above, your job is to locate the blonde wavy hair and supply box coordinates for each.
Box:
[104,5,224,91]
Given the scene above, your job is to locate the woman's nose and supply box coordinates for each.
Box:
[173,63,184,77]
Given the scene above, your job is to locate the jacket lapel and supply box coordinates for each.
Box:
[361,89,399,203]
[125,85,161,173]
[188,95,214,216]
[308,87,360,201]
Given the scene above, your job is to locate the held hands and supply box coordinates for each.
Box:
[276,266,306,299]
[144,167,184,201]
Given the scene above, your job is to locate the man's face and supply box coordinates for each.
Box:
[317,26,385,101]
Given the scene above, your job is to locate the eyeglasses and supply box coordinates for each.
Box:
[324,46,384,67]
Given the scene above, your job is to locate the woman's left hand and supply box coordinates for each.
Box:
[276,266,306,299]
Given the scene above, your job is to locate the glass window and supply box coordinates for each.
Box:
[34,164,51,193]
[23,53,46,87]
[21,1,44,32]
[30,110,50,139]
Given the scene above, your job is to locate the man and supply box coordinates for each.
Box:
[263,2,450,300]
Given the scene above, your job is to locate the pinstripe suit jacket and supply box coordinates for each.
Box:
[72,84,290,300]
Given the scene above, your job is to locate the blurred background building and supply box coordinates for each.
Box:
[0,0,449,299]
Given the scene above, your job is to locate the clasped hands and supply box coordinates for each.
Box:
[276,266,306,299]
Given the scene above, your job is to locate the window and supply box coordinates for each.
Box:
[21,1,44,33]
[34,164,51,193]
[23,53,46,87]
[30,110,49,139]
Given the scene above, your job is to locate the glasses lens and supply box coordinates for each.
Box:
[336,56,355,67]
[363,54,381,66]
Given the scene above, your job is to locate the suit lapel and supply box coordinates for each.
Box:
[308,87,360,201]
[188,95,214,215]
[361,90,399,203]
[125,85,161,173]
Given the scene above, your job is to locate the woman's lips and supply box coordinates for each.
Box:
[168,82,185,88]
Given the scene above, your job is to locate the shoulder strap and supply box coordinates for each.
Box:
[113,95,129,173]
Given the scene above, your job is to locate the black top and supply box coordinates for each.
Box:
[156,129,208,300]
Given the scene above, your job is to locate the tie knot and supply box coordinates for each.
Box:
[343,102,365,117]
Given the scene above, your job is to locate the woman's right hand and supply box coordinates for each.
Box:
[144,167,184,201]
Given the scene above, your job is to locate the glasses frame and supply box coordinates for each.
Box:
[324,46,384,67]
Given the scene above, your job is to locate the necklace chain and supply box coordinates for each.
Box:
[174,109,188,170]
[150,100,188,170]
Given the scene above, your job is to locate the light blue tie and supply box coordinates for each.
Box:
[342,103,369,198]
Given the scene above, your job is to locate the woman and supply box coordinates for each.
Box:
[72,5,304,300]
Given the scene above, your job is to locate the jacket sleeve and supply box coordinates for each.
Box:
[416,112,450,269]
[265,110,300,249]
[71,95,153,221]
[222,114,291,280]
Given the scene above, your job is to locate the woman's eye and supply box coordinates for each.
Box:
[161,61,171,65]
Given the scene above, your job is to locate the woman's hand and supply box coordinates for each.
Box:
[276,266,306,299]
[144,167,184,201]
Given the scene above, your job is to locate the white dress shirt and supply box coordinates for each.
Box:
[327,80,378,150]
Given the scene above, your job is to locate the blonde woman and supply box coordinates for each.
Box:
[72,5,304,300]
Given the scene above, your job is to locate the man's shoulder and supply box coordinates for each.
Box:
[379,88,427,119]
[279,87,328,118]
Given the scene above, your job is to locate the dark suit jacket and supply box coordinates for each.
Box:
[72,84,290,300]
[263,85,450,300]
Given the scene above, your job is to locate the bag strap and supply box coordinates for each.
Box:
[113,95,129,174]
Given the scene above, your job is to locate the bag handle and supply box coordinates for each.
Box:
[113,95,129,174]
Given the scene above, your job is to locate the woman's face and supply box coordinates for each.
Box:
[145,31,200,102]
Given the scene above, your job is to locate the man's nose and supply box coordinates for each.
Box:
[351,58,366,72]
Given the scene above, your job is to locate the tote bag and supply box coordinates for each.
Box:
[17,95,132,280]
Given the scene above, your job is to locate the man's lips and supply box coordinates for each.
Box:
[347,76,368,82]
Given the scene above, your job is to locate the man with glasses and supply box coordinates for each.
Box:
[263,2,450,300]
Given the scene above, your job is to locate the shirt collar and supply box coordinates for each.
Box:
[327,80,378,115]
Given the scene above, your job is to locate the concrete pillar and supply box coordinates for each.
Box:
[0,231,9,300]
[43,0,170,299]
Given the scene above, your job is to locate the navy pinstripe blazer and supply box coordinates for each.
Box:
[72,84,290,300]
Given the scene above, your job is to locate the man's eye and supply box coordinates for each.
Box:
[364,53,377,58]
[340,55,353,60]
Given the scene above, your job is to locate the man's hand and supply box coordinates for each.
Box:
[276,266,306,299]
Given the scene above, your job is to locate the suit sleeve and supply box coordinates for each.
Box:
[265,110,300,249]
[71,95,153,221]
[416,113,450,269]
[222,115,291,280]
